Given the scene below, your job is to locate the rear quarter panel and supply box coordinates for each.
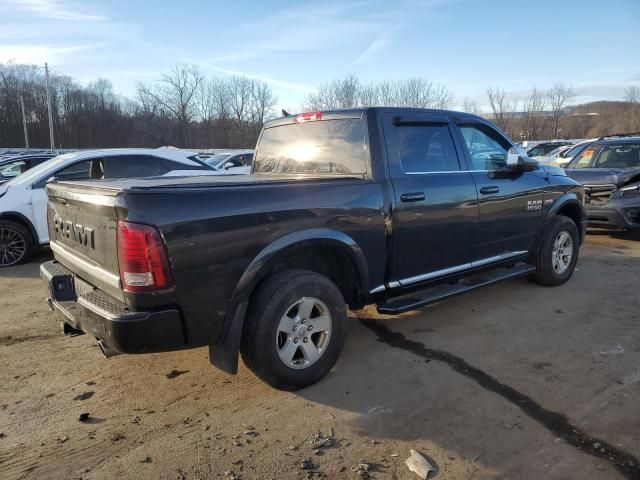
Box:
[119,178,386,347]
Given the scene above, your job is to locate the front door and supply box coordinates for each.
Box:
[454,122,546,260]
[382,112,479,286]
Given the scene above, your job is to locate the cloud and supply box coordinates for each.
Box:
[211,2,385,62]
[193,61,314,94]
[0,43,107,65]
[354,28,397,64]
[9,0,107,21]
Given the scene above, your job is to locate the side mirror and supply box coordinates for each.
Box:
[506,147,538,171]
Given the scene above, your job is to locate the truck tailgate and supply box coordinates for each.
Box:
[46,183,123,302]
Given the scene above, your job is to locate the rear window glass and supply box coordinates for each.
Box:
[253,119,366,175]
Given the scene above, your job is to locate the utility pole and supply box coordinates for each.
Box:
[44,62,55,152]
[19,95,29,151]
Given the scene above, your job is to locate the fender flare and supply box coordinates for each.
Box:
[538,192,587,250]
[209,228,370,374]
[0,211,39,244]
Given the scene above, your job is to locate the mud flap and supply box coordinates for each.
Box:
[208,302,248,375]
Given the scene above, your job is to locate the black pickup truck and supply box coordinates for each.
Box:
[41,108,586,390]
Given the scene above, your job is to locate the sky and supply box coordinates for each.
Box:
[2,0,639,112]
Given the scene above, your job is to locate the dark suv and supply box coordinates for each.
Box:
[565,134,640,229]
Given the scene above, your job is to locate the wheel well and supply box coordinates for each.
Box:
[557,202,584,240]
[0,213,37,243]
[260,244,365,309]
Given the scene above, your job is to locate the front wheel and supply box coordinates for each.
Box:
[530,215,579,286]
[240,269,347,390]
[0,220,33,267]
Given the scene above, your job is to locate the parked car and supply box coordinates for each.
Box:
[551,139,597,167]
[202,150,253,174]
[41,108,586,390]
[527,141,573,160]
[0,153,56,185]
[0,148,248,266]
[565,134,640,230]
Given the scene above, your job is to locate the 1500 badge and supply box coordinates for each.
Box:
[53,215,95,249]
[527,199,543,211]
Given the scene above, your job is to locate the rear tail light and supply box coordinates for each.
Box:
[295,111,322,123]
[117,221,174,292]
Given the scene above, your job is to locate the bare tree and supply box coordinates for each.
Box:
[303,74,452,110]
[250,80,277,125]
[463,97,481,115]
[486,86,511,134]
[624,85,640,132]
[305,74,360,110]
[137,64,203,147]
[523,87,548,139]
[547,83,575,139]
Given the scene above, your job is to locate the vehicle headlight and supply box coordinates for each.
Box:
[619,183,640,197]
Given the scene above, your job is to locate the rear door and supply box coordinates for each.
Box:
[382,112,479,286]
[454,121,546,260]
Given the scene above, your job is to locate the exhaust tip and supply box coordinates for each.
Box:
[98,340,120,358]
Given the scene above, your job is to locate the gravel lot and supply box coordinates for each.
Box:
[1,232,639,480]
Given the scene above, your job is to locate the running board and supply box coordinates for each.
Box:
[377,264,535,315]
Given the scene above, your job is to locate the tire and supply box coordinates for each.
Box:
[530,215,579,286]
[0,220,33,267]
[240,269,347,390]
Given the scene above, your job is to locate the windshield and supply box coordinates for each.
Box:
[203,154,232,169]
[254,118,366,175]
[563,142,589,159]
[568,143,640,169]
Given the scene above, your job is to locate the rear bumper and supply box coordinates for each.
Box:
[41,260,185,354]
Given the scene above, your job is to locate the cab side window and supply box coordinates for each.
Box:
[396,125,461,173]
[459,124,510,170]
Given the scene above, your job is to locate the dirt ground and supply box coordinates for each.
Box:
[1,232,639,480]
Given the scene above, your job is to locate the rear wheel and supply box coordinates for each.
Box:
[530,215,579,286]
[0,220,33,267]
[240,269,347,390]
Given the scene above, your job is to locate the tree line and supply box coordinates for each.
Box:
[475,84,640,141]
[0,63,277,150]
[1,63,639,150]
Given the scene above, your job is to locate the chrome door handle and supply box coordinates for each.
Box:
[400,192,426,202]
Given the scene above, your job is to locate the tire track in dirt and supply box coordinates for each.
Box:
[361,319,640,480]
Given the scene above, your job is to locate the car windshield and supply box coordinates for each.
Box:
[203,154,232,169]
[568,143,640,169]
[562,142,588,159]
[548,146,570,158]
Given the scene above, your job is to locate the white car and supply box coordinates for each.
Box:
[201,150,253,174]
[0,148,248,267]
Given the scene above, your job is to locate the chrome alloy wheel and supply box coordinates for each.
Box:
[275,297,332,369]
[0,227,26,266]
[552,230,573,274]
